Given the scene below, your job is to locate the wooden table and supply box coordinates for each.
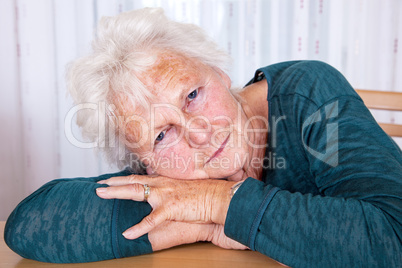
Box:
[1,221,284,267]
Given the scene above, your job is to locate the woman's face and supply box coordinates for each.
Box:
[118,52,253,180]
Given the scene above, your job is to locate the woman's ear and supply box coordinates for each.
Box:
[213,67,231,89]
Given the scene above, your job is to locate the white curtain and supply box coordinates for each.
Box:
[1,0,401,220]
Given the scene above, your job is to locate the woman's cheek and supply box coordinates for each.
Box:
[154,145,194,175]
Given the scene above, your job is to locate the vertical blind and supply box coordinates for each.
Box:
[1,0,401,220]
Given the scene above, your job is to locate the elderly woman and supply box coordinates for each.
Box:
[5,8,402,267]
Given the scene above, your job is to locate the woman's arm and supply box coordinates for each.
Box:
[4,169,244,263]
[4,169,153,263]
[225,178,402,267]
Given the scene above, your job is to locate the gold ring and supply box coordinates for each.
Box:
[143,184,151,202]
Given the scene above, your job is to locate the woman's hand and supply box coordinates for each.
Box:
[148,221,247,251]
[96,175,238,240]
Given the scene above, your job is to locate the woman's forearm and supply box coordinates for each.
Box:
[225,178,402,267]
[4,170,153,263]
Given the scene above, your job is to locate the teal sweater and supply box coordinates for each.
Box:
[225,61,402,267]
[5,61,402,267]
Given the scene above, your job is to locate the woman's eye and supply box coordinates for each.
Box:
[187,88,198,101]
[155,131,165,143]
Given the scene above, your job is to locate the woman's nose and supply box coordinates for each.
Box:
[186,117,212,148]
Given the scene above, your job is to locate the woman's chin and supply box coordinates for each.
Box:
[226,170,246,181]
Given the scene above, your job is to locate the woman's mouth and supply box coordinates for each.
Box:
[205,134,230,164]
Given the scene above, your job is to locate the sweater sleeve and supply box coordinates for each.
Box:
[4,169,153,263]
[224,62,402,267]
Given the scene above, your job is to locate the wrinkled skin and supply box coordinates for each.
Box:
[96,175,239,240]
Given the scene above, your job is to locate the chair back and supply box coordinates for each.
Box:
[356,89,402,137]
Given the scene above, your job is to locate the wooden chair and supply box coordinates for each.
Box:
[355,89,402,137]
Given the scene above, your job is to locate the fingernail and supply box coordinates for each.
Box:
[122,230,134,239]
[96,187,107,193]
[97,180,106,184]
[123,228,139,239]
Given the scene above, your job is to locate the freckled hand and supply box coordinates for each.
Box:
[96,174,237,239]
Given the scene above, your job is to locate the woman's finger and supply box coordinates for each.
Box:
[122,210,167,240]
[96,183,147,201]
[97,174,148,186]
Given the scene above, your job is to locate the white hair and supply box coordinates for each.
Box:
[66,8,232,171]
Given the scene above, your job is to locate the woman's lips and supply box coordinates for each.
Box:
[206,134,230,164]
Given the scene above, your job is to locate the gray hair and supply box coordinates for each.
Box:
[66,8,232,171]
